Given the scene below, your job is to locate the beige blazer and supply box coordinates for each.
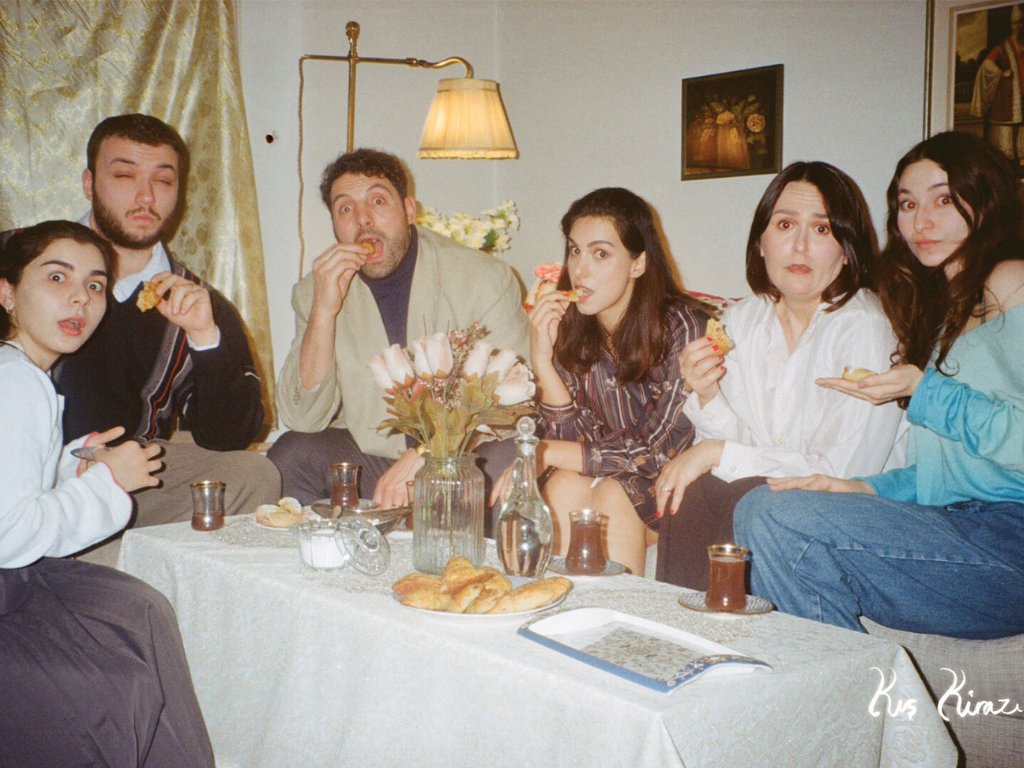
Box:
[276,227,530,458]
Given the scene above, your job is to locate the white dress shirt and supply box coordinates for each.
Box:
[684,291,907,482]
[0,344,131,567]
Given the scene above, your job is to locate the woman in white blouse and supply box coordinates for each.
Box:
[655,162,905,589]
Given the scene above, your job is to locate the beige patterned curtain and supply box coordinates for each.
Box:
[0,0,275,425]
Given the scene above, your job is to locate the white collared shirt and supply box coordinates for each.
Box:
[684,292,907,482]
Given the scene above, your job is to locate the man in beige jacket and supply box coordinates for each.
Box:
[270,149,529,510]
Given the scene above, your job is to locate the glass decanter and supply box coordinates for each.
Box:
[495,417,553,578]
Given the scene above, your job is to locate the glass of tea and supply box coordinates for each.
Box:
[705,544,749,612]
[565,508,607,575]
[331,462,360,510]
[190,480,225,531]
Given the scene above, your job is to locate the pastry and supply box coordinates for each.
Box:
[561,289,581,302]
[136,281,163,312]
[478,571,513,592]
[255,505,304,529]
[706,318,735,355]
[447,582,486,613]
[842,366,877,382]
[464,586,507,614]
[401,587,451,611]
[277,497,303,515]
[487,577,572,614]
[440,556,492,594]
[392,573,442,596]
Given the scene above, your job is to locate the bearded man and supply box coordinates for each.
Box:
[54,114,279,562]
[269,148,529,511]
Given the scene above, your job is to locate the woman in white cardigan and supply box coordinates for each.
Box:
[655,162,905,590]
[0,221,214,767]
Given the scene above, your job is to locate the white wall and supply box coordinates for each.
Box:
[237,0,928,421]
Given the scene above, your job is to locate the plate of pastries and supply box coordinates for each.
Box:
[392,556,572,624]
[253,497,315,531]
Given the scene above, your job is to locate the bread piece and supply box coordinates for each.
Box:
[706,318,735,355]
[487,577,572,614]
[278,497,303,515]
[842,366,877,382]
[464,586,508,614]
[360,241,376,255]
[401,586,451,611]
[440,556,492,594]
[561,289,581,302]
[479,571,513,592]
[392,573,442,596]
[255,505,304,529]
[447,582,486,613]
[136,281,163,312]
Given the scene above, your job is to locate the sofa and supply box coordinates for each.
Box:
[861,619,1024,767]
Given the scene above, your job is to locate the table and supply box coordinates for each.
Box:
[118,517,957,768]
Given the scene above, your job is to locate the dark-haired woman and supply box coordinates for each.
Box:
[495,187,710,575]
[656,162,905,590]
[735,132,1024,639]
[0,221,215,765]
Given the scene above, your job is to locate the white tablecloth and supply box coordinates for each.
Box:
[118,517,956,768]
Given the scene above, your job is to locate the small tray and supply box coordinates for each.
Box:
[678,591,774,617]
[518,607,771,693]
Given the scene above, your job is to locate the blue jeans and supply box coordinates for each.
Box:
[733,485,1024,639]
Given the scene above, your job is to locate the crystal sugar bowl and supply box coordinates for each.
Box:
[294,518,390,575]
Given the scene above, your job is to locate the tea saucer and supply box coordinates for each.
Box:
[678,591,773,617]
[547,556,626,578]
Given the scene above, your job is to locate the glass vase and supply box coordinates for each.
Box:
[412,454,485,574]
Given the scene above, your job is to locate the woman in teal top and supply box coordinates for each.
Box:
[734,131,1024,639]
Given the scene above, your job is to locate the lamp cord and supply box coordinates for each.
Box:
[297,57,308,280]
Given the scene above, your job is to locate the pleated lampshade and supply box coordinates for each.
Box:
[418,78,518,159]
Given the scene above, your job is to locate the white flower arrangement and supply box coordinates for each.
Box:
[415,200,520,254]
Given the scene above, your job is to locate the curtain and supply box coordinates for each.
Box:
[0,0,275,424]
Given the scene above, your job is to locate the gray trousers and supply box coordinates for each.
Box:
[0,558,215,767]
[78,440,281,566]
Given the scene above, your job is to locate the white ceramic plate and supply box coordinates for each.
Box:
[393,576,570,626]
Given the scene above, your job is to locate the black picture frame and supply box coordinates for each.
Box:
[681,64,784,181]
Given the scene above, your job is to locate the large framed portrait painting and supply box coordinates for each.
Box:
[942,0,1024,176]
[681,64,783,181]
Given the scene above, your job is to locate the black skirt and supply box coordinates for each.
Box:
[655,474,767,590]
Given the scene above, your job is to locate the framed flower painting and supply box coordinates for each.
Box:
[681,64,783,181]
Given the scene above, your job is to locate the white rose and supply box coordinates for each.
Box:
[382,344,415,386]
[412,332,453,378]
[493,361,535,405]
[486,348,518,381]
[463,342,493,380]
[367,354,394,391]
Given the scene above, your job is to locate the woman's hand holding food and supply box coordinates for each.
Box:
[528,288,568,370]
[656,439,724,516]
[816,364,925,405]
[528,290,573,406]
[678,336,725,407]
